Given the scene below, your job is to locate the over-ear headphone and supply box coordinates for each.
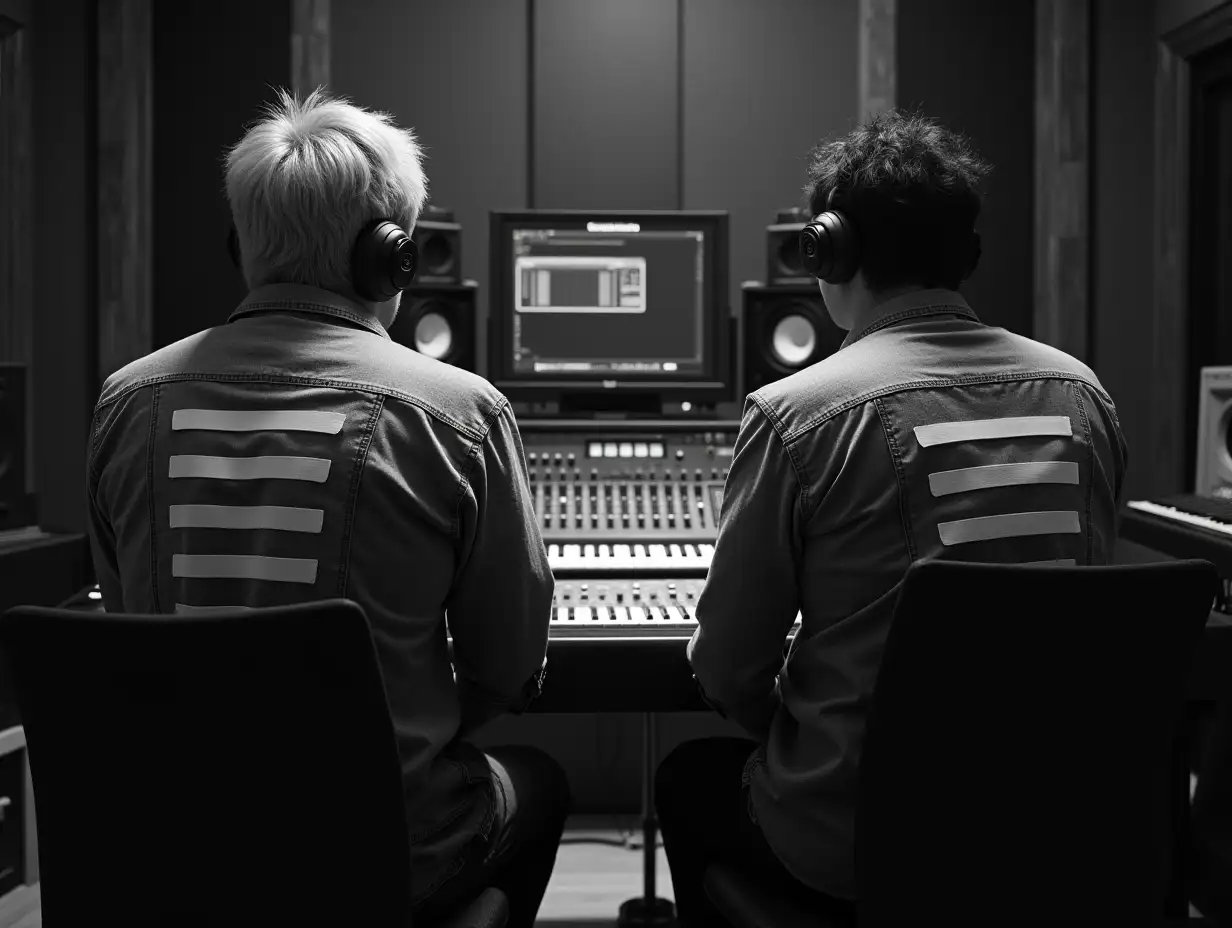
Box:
[798,188,982,284]
[226,219,419,301]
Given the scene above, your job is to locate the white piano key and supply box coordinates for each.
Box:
[1127,500,1232,537]
[669,543,682,557]
[584,543,595,557]
[629,606,648,622]
[556,607,569,622]
[574,605,593,622]
[614,606,630,621]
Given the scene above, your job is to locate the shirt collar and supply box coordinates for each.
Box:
[228,283,391,340]
[841,288,978,348]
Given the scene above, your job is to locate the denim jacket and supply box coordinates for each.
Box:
[85,284,554,900]
[686,289,1128,899]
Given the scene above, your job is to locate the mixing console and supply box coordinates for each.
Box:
[549,576,801,639]
[522,423,738,576]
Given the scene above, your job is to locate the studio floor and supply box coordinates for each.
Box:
[0,815,672,928]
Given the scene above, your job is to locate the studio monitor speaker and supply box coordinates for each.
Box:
[412,207,463,284]
[742,282,844,394]
[389,281,478,372]
[766,207,811,286]
[1194,366,1232,497]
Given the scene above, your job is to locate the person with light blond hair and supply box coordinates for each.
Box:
[85,88,569,926]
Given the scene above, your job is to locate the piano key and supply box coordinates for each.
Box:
[574,605,592,622]
[548,541,714,575]
[1128,499,1232,537]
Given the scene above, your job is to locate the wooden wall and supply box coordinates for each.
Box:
[0,8,33,496]
[1034,0,1091,362]
[96,0,153,382]
[896,0,1036,337]
[1091,0,1159,500]
[150,0,291,349]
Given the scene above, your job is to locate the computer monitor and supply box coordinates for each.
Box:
[488,210,732,409]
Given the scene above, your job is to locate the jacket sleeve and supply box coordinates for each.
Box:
[446,401,553,712]
[85,410,125,613]
[686,396,802,741]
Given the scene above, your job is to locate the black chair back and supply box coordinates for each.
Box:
[1190,623,1232,922]
[855,559,1217,926]
[0,599,413,927]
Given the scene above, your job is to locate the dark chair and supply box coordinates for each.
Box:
[0,599,508,928]
[704,559,1217,927]
[1189,626,1232,923]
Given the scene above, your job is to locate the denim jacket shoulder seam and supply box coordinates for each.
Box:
[750,393,812,518]
[97,371,491,443]
[779,369,1110,445]
[450,396,511,542]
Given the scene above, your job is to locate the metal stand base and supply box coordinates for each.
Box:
[616,895,676,927]
[617,712,677,926]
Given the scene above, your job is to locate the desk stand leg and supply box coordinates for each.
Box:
[616,712,676,927]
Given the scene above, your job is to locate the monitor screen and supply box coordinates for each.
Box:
[489,211,731,401]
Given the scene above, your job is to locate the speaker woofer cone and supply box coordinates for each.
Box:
[414,309,453,360]
[770,313,818,368]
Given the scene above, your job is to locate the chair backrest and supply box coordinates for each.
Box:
[854,559,1217,926]
[1189,623,1232,922]
[0,599,413,927]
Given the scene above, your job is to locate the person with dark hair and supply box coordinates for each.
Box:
[654,110,1128,926]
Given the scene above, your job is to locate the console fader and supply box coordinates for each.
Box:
[522,423,739,577]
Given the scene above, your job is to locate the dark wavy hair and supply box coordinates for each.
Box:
[803,109,992,292]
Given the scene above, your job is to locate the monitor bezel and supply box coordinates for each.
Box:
[487,210,732,403]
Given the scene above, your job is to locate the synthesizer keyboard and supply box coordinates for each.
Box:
[546,542,714,576]
[1126,497,1232,538]
[1122,495,1232,596]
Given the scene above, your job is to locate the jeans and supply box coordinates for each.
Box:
[413,744,571,928]
[655,737,856,928]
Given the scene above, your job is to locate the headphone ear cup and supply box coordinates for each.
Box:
[799,211,860,284]
[352,220,417,302]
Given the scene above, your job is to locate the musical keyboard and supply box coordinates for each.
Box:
[1123,496,1232,581]
[546,542,714,577]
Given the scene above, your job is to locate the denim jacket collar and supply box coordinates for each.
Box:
[228,283,391,341]
[841,288,978,349]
